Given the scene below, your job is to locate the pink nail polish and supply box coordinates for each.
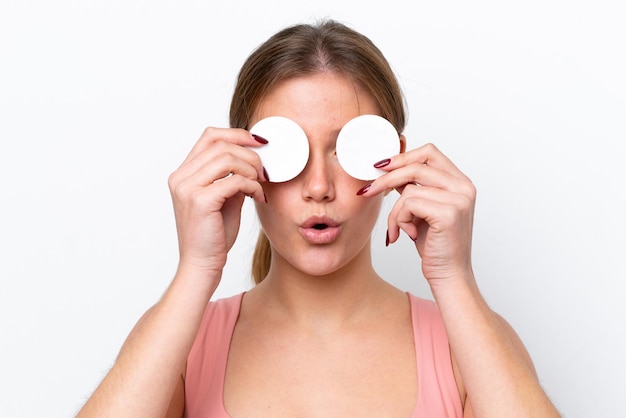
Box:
[374,158,391,168]
[356,183,372,196]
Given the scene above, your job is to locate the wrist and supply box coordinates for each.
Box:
[428,268,482,305]
[172,261,223,297]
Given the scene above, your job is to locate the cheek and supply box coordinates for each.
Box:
[260,183,295,213]
[350,194,385,225]
[254,185,292,228]
[366,196,385,218]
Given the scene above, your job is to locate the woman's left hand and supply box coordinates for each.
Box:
[358,143,476,288]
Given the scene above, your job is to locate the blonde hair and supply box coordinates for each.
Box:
[229,20,406,284]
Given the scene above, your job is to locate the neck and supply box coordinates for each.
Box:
[253,244,395,331]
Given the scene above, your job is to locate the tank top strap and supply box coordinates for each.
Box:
[184,293,243,418]
[408,293,463,417]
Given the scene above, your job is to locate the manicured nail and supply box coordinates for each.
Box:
[263,166,270,182]
[251,133,268,144]
[356,183,372,196]
[264,192,268,203]
[373,158,391,168]
[385,230,390,247]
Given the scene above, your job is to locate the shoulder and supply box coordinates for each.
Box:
[184,293,244,417]
[189,292,244,357]
[195,292,244,336]
[206,292,244,317]
[186,292,244,381]
[406,293,465,416]
[406,293,451,362]
[407,293,443,326]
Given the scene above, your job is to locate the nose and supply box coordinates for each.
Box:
[301,150,335,202]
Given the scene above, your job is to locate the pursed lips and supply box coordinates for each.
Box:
[299,215,342,244]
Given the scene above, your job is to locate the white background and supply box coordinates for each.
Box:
[1,1,624,417]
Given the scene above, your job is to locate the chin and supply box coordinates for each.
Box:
[289,250,355,278]
[268,233,369,279]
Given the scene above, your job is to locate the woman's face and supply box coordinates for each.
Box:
[252,72,387,277]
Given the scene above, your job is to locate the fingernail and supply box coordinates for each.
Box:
[251,133,268,144]
[385,230,390,247]
[373,158,391,168]
[264,192,268,203]
[356,183,372,196]
[263,166,270,182]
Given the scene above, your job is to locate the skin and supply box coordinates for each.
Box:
[224,73,418,416]
[76,72,560,417]
[252,73,387,280]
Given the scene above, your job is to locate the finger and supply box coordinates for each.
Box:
[396,143,465,178]
[173,140,266,187]
[358,163,474,201]
[182,127,267,166]
[376,143,468,180]
[387,185,424,243]
[359,144,474,198]
[372,163,468,196]
[208,174,267,205]
[387,184,473,243]
[185,151,263,189]
[387,194,445,245]
[175,173,266,210]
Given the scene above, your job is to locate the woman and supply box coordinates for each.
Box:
[77,20,560,417]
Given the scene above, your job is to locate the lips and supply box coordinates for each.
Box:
[299,215,342,244]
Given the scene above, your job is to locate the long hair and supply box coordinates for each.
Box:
[229,20,406,284]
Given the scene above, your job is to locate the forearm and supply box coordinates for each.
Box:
[77,267,220,418]
[431,274,559,417]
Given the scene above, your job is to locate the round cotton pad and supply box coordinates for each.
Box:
[249,116,310,183]
[336,115,400,180]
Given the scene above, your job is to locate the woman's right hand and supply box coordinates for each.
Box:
[76,128,266,418]
[168,127,268,278]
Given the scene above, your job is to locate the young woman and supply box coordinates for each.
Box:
[77,20,560,417]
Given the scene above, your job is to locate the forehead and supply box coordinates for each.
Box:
[251,73,381,133]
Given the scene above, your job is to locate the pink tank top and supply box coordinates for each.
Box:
[184,293,462,417]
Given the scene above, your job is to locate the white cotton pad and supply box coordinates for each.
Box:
[249,116,310,183]
[336,115,400,181]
